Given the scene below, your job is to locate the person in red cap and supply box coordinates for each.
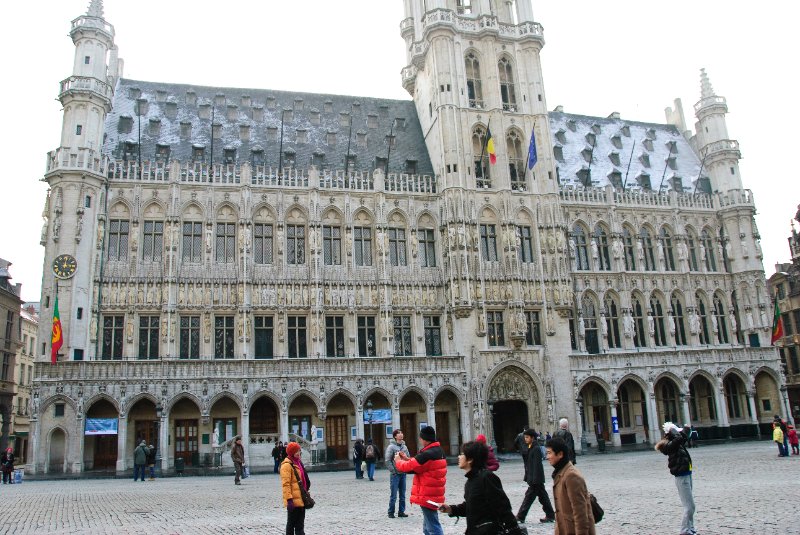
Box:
[394,425,447,535]
[281,441,311,535]
[475,434,499,471]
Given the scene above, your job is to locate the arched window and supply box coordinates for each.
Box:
[701,229,717,271]
[604,295,621,349]
[465,52,484,109]
[686,230,699,271]
[498,57,517,111]
[641,228,656,271]
[660,381,680,423]
[671,294,688,346]
[696,292,711,345]
[713,294,729,344]
[582,295,599,354]
[632,295,647,347]
[650,296,667,346]
[472,126,490,188]
[623,227,637,271]
[724,376,747,419]
[594,225,611,271]
[507,130,525,190]
[573,225,590,271]
[660,227,676,271]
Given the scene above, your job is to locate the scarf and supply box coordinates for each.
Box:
[551,455,571,478]
[291,457,308,490]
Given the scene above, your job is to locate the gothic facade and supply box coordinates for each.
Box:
[29,0,786,474]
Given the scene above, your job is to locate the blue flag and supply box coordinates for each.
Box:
[527,128,537,169]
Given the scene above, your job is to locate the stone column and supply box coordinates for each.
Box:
[746,391,760,438]
[159,415,168,471]
[715,378,731,438]
[681,394,692,427]
[780,385,794,426]
[241,411,250,465]
[116,415,128,472]
[27,417,40,474]
[427,402,437,435]
[646,383,659,444]
[391,401,401,434]
[574,398,585,454]
[609,401,621,447]
[356,408,365,441]
[280,408,289,443]
[74,417,84,473]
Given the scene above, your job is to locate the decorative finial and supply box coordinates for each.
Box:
[87,0,103,18]
[699,68,715,99]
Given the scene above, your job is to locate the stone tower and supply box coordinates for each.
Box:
[400,0,574,431]
[39,0,118,363]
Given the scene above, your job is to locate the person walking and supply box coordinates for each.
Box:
[353,438,365,479]
[439,440,523,534]
[517,429,555,524]
[514,426,528,457]
[475,434,499,471]
[133,440,148,482]
[385,428,410,518]
[554,418,576,464]
[773,421,786,457]
[146,444,156,480]
[272,441,284,473]
[394,425,447,535]
[281,442,310,535]
[546,436,595,535]
[788,424,799,455]
[656,422,696,535]
[774,415,790,457]
[364,438,378,481]
[1,448,14,484]
[231,436,245,485]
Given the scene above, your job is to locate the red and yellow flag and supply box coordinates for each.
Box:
[51,294,63,363]
[486,127,496,165]
[771,299,784,345]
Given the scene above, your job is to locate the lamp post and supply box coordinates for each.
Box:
[154,403,163,476]
[366,400,374,442]
[576,394,588,452]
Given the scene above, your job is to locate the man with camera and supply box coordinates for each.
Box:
[656,422,696,535]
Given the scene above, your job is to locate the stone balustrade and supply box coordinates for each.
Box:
[34,355,466,383]
[59,75,112,100]
[560,185,753,212]
[45,147,106,175]
[420,8,543,42]
[71,15,115,37]
[694,95,727,113]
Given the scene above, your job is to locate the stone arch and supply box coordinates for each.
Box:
[84,393,121,415]
[478,204,500,223]
[165,392,203,414]
[433,387,463,456]
[46,426,69,474]
[351,207,375,226]
[108,199,131,219]
[364,386,393,407]
[387,208,409,228]
[285,204,308,224]
[416,211,437,229]
[180,201,205,220]
[208,391,243,412]
[722,369,750,423]
[40,394,78,414]
[252,203,277,223]
[321,206,344,225]
[485,364,543,453]
[434,385,465,406]
[247,390,282,413]
[722,366,749,385]
[579,378,612,442]
[753,369,781,423]
[577,376,613,399]
[324,388,357,409]
[653,371,685,391]
[654,374,683,425]
[142,200,167,219]
[688,372,718,426]
[216,202,239,222]
[515,207,534,225]
[123,392,160,414]
[287,389,321,412]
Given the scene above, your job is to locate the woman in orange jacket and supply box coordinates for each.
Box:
[280,442,310,535]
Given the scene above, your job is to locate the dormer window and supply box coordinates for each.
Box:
[324,101,333,113]
[122,141,137,161]
[646,128,657,140]
[135,98,149,116]
[379,104,389,117]
[367,114,378,128]
[345,154,356,172]
[128,87,142,100]
[212,123,222,139]
[282,109,293,122]
[566,119,577,132]
[214,94,226,107]
[670,176,683,191]
[251,150,264,167]
[394,118,406,130]
[553,145,565,162]
[310,110,320,125]
[192,146,205,162]
[294,98,304,111]
[156,90,167,103]
[375,157,388,172]
[611,135,622,150]
[637,172,651,189]
[266,96,276,109]
[608,170,623,189]
[165,101,178,119]
[576,168,591,188]
[581,147,593,163]
[155,144,170,161]
[199,104,211,119]
[608,151,621,166]
[639,153,651,167]
[223,148,236,164]
[327,131,337,145]
[585,132,596,146]
[267,127,278,142]
[253,106,264,121]
[339,113,351,127]
[241,95,251,107]
[312,152,325,168]
[620,125,631,137]
[385,134,396,148]
[296,129,307,143]
[118,116,133,133]
[356,132,366,146]
[555,129,567,144]
[226,105,237,121]
[352,102,361,114]
[666,155,677,170]
[405,160,417,175]
[149,118,161,136]
[591,123,601,135]
[185,91,197,106]
[283,151,296,168]
[665,140,678,154]
[240,124,251,142]
[642,138,654,152]
[180,121,192,138]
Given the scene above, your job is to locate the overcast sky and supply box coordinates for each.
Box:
[1,1,797,302]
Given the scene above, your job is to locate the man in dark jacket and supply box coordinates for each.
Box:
[271,441,283,474]
[146,444,156,480]
[554,418,576,464]
[231,436,245,485]
[656,422,696,535]
[353,438,365,479]
[133,440,148,482]
[394,426,447,535]
[516,429,555,524]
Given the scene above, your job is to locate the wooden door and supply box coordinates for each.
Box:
[435,411,451,456]
[92,435,117,469]
[400,413,418,456]
[134,420,158,450]
[327,415,349,460]
[175,419,199,466]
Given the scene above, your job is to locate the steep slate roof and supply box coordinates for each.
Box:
[102,79,433,175]
[549,111,703,192]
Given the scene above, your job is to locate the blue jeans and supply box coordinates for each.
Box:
[148,465,155,479]
[274,459,280,473]
[675,474,696,535]
[133,464,146,481]
[388,473,407,514]
[354,460,363,479]
[367,461,376,480]
[421,506,443,535]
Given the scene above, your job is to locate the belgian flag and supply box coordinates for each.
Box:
[51,292,63,363]
[486,127,496,165]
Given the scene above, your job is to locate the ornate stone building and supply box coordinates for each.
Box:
[30,0,785,474]
[0,259,23,453]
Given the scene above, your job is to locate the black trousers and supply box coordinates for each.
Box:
[286,506,305,535]
[517,482,555,521]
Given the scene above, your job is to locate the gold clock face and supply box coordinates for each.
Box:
[52,254,77,279]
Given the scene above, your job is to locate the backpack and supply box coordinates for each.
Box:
[365,444,376,459]
[589,493,604,524]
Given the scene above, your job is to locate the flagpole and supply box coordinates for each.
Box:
[477,119,490,185]
[692,148,709,195]
[657,141,676,192]
[278,109,285,183]
[621,140,636,192]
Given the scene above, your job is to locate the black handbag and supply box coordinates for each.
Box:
[290,464,315,509]
[473,520,527,535]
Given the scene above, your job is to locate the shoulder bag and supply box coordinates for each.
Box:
[290,463,315,509]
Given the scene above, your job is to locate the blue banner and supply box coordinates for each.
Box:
[84,418,119,435]
[363,409,392,425]
[611,416,619,434]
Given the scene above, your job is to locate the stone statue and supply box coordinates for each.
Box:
[600,315,608,336]
[205,228,213,252]
[711,313,718,334]
[729,311,737,333]
[90,317,98,341]
[410,232,418,258]
[448,227,456,250]
[688,311,700,335]
[478,312,486,333]
[446,314,453,339]
[212,428,220,447]
[611,237,623,260]
[746,309,754,330]
[668,313,676,335]
[568,238,576,259]
[740,239,748,259]
[636,239,644,263]
[591,239,599,266]
[126,318,134,342]
[760,308,768,329]
[623,311,634,338]
[578,315,585,338]
[699,243,707,269]
[647,313,655,335]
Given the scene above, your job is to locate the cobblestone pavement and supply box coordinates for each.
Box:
[0,441,797,534]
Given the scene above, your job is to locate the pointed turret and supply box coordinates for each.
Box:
[86,0,103,18]
[699,68,715,100]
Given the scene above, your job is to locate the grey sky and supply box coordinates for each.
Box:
[1,1,796,301]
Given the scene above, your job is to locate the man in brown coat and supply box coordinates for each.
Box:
[231,436,245,486]
[545,437,595,535]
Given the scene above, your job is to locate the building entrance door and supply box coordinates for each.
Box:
[400,413,418,456]
[134,420,158,451]
[491,400,528,453]
[435,411,450,456]
[326,415,348,460]
[92,435,117,469]
[174,419,199,466]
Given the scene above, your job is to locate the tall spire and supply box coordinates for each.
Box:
[87,0,103,18]
[699,68,715,99]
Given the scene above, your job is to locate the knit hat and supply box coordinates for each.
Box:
[475,434,487,443]
[419,425,436,442]
[286,442,301,458]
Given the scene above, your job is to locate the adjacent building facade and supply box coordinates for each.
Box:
[0,259,23,453]
[11,306,37,464]
[29,0,786,474]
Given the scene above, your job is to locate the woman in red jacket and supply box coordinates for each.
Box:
[475,434,499,471]
[394,426,447,535]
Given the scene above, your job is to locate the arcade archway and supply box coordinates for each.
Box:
[488,366,540,453]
